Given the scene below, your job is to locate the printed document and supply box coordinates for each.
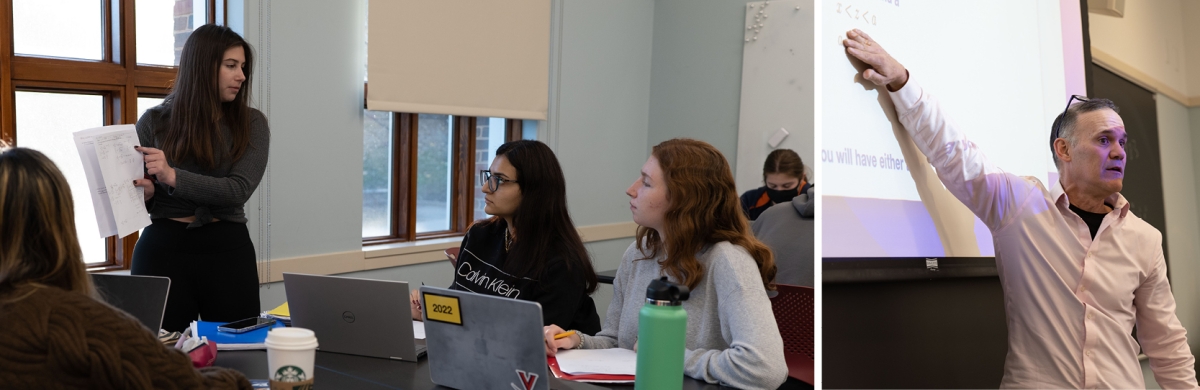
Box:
[73,125,150,238]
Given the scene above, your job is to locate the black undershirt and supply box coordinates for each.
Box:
[1069,204,1109,240]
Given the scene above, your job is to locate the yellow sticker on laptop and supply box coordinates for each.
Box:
[423,293,463,325]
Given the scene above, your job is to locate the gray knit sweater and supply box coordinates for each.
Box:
[578,241,788,389]
[135,104,270,227]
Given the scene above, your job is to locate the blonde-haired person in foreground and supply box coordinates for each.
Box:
[0,146,251,389]
[542,138,788,389]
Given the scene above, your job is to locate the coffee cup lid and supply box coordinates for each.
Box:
[265,327,318,350]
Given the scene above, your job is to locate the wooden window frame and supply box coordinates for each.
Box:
[362,112,523,245]
[0,0,225,271]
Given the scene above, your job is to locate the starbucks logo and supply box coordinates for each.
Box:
[274,365,307,382]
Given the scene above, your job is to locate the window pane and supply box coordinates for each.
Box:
[522,120,538,140]
[137,97,165,121]
[15,91,107,265]
[363,110,393,237]
[416,114,453,233]
[137,0,207,66]
[14,0,103,60]
[474,117,507,222]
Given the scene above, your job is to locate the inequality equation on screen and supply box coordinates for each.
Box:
[834,0,899,27]
[832,1,900,45]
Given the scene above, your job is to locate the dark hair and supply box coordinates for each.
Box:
[161,24,255,169]
[636,138,777,291]
[490,140,597,294]
[762,149,806,182]
[0,147,95,301]
[1050,98,1119,166]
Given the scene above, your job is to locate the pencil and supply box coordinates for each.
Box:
[553,330,576,340]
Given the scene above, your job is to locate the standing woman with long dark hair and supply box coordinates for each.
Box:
[131,25,269,332]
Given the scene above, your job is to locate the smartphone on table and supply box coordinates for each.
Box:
[217,317,276,333]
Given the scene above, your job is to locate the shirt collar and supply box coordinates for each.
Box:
[1050,179,1130,218]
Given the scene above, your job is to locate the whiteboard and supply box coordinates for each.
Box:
[736,0,815,194]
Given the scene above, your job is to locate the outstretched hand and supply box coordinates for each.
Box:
[842,29,909,91]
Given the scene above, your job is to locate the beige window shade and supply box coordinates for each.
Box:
[368,0,551,120]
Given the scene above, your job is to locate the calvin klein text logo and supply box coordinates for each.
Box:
[342,311,356,323]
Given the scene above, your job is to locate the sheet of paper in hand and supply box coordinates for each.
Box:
[73,125,151,238]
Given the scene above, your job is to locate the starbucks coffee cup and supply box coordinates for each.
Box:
[265,327,318,390]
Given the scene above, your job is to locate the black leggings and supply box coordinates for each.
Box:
[132,219,261,332]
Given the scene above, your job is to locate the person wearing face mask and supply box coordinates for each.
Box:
[130,25,270,332]
[542,138,788,390]
[752,185,814,287]
[739,149,810,221]
[409,140,601,336]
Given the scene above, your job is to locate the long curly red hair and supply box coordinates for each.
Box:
[635,139,777,291]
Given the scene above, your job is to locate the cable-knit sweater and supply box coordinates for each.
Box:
[0,285,251,390]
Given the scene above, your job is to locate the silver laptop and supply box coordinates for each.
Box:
[92,274,170,332]
[421,286,551,390]
[284,273,426,361]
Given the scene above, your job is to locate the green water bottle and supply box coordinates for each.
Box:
[635,277,690,390]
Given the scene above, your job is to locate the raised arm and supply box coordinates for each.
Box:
[1134,246,1199,389]
[842,29,1031,230]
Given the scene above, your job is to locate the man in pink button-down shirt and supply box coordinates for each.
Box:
[842,29,1197,389]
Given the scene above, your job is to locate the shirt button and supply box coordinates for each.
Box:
[1086,351,1093,357]
[1087,314,1093,320]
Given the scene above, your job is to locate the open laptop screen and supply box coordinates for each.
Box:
[284,273,423,361]
[92,274,170,332]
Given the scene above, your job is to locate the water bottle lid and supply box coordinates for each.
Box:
[645,276,690,304]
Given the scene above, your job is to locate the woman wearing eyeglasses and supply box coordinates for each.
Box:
[409,140,601,335]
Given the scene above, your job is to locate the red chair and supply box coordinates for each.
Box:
[770,284,814,385]
[444,247,460,268]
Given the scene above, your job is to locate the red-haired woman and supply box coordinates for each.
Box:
[543,139,788,389]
